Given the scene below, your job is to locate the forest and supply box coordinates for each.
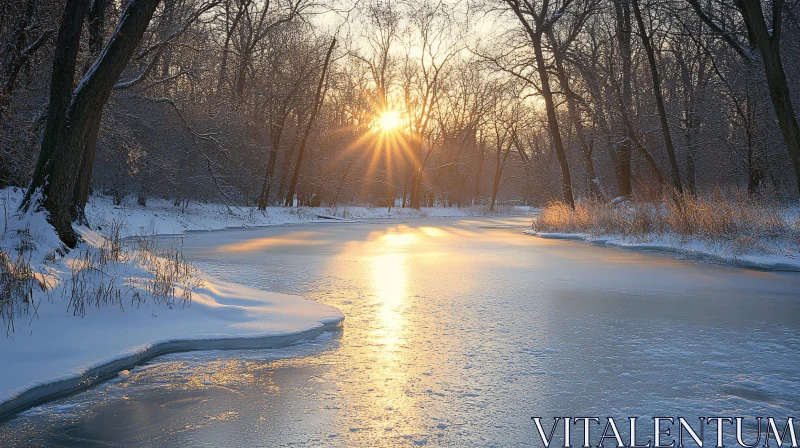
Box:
[0,0,798,246]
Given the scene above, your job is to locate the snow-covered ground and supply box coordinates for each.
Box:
[526,230,800,271]
[82,193,525,239]
[0,187,529,420]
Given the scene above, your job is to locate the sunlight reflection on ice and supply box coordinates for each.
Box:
[214,231,325,252]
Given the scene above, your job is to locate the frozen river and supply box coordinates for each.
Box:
[4,217,800,446]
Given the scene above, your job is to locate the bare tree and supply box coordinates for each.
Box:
[687,0,800,192]
[284,37,336,206]
[501,0,575,208]
[631,0,683,194]
[25,0,162,246]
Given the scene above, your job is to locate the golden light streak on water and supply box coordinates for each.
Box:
[214,231,325,252]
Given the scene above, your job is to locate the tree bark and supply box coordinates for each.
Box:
[26,0,90,211]
[547,28,602,200]
[0,0,47,120]
[490,132,510,212]
[217,0,252,97]
[87,0,108,60]
[258,110,287,209]
[474,132,485,200]
[258,73,307,209]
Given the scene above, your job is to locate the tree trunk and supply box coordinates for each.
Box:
[0,0,42,119]
[474,132,485,200]
[490,144,509,213]
[632,0,683,194]
[675,48,706,197]
[577,62,620,197]
[217,0,252,97]
[87,0,108,60]
[547,29,602,200]
[258,107,289,209]
[284,38,336,206]
[408,136,435,209]
[25,0,161,247]
[278,113,303,199]
[612,0,633,197]
[738,0,800,193]
[25,0,90,212]
[532,32,574,208]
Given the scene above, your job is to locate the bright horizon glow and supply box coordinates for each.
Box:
[376,110,402,132]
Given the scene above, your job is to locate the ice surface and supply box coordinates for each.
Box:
[3,217,799,446]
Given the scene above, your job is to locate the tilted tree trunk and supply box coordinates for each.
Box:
[278,112,304,199]
[157,0,176,80]
[284,38,336,206]
[737,0,800,193]
[490,129,510,212]
[505,0,575,207]
[547,28,603,200]
[258,108,289,210]
[532,32,574,208]
[217,0,252,97]
[258,73,307,210]
[25,0,90,211]
[25,0,162,247]
[505,0,574,207]
[632,0,683,194]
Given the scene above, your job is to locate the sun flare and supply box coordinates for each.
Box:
[376,110,402,132]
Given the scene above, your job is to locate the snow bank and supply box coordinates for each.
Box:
[83,194,530,239]
[526,230,800,271]
[0,275,343,421]
[0,187,343,421]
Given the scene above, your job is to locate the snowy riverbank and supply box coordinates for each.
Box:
[82,193,524,239]
[526,196,800,271]
[0,275,343,421]
[525,230,800,271]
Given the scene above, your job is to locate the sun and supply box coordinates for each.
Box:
[376,110,402,132]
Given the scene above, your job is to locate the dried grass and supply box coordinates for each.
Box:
[0,249,47,335]
[534,190,800,250]
[64,224,203,318]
